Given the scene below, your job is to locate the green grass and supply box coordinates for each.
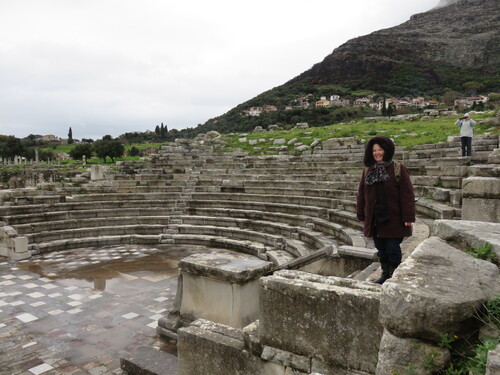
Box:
[37,111,500,159]
[214,111,499,154]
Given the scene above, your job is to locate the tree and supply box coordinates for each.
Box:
[160,123,168,138]
[155,125,160,135]
[0,136,25,158]
[463,81,484,96]
[69,144,93,160]
[68,127,74,144]
[128,146,141,157]
[386,103,395,117]
[381,99,387,116]
[92,139,124,162]
[441,89,462,106]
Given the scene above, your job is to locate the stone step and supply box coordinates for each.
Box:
[120,346,178,375]
[3,207,176,225]
[32,234,162,253]
[25,224,165,243]
[416,198,460,220]
[169,234,269,259]
[176,224,286,248]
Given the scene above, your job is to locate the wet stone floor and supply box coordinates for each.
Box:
[0,244,206,375]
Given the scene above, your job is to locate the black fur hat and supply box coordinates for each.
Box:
[363,136,395,167]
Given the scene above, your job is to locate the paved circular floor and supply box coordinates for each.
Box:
[0,244,206,375]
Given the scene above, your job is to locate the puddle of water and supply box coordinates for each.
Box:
[18,249,180,294]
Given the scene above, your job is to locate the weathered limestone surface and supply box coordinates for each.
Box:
[179,252,273,328]
[432,219,500,262]
[462,176,500,223]
[0,223,30,260]
[487,344,500,375]
[259,270,382,373]
[380,237,500,342]
[375,329,450,375]
[177,319,285,375]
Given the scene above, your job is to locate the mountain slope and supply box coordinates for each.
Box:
[185,0,499,138]
[287,0,499,93]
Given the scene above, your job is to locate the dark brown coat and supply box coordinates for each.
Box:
[356,162,416,238]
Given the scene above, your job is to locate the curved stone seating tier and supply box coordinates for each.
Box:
[114,185,184,194]
[166,233,268,259]
[197,179,359,192]
[173,217,335,257]
[166,233,302,266]
[416,198,460,220]
[178,215,301,238]
[65,192,182,202]
[184,207,364,247]
[0,199,177,217]
[198,168,363,179]
[188,193,357,213]
[219,186,356,200]
[188,199,328,219]
[13,216,171,235]
[175,224,287,250]
[25,224,165,245]
[2,207,176,226]
[34,234,161,253]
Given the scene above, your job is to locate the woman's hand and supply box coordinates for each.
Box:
[404,222,412,227]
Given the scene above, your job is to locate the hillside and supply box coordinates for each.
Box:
[175,0,499,138]
[288,0,499,93]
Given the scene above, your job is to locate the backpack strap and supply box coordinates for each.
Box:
[394,161,401,184]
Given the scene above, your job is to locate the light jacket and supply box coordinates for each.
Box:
[356,161,416,238]
[455,118,476,137]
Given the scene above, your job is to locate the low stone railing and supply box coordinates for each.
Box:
[173,220,500,375]
[0,222,30,260]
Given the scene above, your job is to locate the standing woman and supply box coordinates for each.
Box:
[356,136,416,284]
[455,113,476,157]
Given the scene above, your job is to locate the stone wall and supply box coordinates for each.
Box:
[176,229,500,375]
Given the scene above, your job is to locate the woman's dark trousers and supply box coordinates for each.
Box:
[373,232,403,284]
[460,136,472,156]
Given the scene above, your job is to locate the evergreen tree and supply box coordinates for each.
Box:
[387,103,395,117]
[381,99,387,116]
[160,123,165,138]
[155,125,160,135]
[68,127,74,144]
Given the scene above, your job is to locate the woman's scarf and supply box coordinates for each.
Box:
[365,161,392,185]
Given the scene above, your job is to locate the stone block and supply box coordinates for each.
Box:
[90,165,105,180]
[463,177,500,199]
[431,220,500,263]
[380,237,499,342]
[13,236,28,253]
[242,320,263,356]
[179,253,273,328]
[375,329,450,375]
[261,346,311,373]
[469,164,500,178]
[178,319,284,375]
[259,270,382,373]
[432,188,450,202]
[463,197,500,223]
[120,346,178,375]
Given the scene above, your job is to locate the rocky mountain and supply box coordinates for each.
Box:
[287,0,499,94]
[179,0,499,138]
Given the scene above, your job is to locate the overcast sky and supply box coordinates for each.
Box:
[0,0,438,140]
